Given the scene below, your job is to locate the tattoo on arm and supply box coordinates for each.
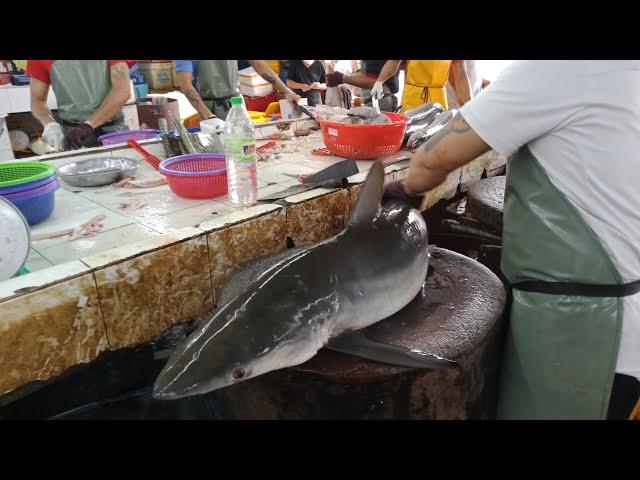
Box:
[260,73,277,85]
[185,87,202,103]
[423,113,471,151]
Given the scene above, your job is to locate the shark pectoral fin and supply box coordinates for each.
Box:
[347,161,384,228]
[327,330,457,370]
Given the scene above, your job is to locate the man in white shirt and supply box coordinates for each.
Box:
[383,60,640,420]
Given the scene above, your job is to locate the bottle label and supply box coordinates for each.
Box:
[243,144,255,155]
[227,135,256,164]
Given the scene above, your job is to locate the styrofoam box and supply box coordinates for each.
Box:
[239,83,274,97]
[238,67,267,87]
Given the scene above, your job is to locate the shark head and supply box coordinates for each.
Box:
[152,252,328,400]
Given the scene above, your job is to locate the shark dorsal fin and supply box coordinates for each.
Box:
[347,161,384,228]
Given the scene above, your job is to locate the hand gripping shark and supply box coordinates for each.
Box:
[153,161,455,400]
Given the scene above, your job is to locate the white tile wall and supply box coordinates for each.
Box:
[6,87,29,113]
[0,85,57,113]
[0,89,10,114]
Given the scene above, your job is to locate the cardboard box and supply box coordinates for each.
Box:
[137,61,174,91]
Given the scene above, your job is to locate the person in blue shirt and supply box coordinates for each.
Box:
[174,60,300,130]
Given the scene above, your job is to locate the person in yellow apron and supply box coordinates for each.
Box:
[27,60,132,151]
[373,60,467,111]
[174,60,300,132]
[382,60,640,420]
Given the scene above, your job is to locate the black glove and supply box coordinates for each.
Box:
[382,180,423,210]
[326,71,344,88]
[63,123,95,150]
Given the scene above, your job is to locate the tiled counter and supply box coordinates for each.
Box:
[0,118,506,397]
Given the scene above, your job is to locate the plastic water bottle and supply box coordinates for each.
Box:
[224,96,257,206]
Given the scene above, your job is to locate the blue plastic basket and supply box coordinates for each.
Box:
[2,177,59,225]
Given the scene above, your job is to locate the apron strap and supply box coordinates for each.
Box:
[201,95,234,102]
[509,279,640,297]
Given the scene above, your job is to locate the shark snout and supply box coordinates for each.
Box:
[152,360,203,400]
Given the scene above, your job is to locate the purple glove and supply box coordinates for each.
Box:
[382,180,423,210]
[63,123,95,150]
[326,71,344,88]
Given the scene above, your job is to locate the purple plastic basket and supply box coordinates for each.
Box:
[98,129,160,146]
[2,177,59,225]
[0,172,57,195]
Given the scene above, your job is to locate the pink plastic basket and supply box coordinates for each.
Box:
[159,154,228,200]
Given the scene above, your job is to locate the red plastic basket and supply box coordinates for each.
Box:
[319,112,409,160]
[159,154,228,200]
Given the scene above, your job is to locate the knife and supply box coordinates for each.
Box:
[302,159,358,184]
[294,103,317,121]
[258,160,358,202]
[258,178,349,202]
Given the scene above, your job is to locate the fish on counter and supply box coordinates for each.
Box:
[153,161,454,400]
[406,109,457,149]
[311,105,392,125]
[119,198,148,211]
[402,102,443,144]
[404,102,443,124]
[115,176,167,188]
[312,105,348,120]
[338,106,392,125]
[31,213,106,241]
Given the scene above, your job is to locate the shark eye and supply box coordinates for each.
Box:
[232,368,245,380]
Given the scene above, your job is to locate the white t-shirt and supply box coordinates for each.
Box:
[460,60,640,380]
[446,60,483,109]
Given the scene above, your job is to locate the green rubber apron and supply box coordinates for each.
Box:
[197,60,238,120]
[498,146,640,420]
[50,60,126,147]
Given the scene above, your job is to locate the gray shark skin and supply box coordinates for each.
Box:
[153,162,432,400]
[209,243,456,370]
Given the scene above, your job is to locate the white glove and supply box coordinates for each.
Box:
[370,81,384,101]
[200,116,226,134]
[42,122,64,152]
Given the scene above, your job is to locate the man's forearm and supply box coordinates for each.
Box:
[86,88,130,128]
[184,84,214,119]
[249,60,295,96]
[32,99,56,127]
[287,79,308,91]
[377,60,401,85]
[87,63,131,128]
[342,72,377,89]
[403,113,491,195]
[30,78,57,127]
[452,62,472,106]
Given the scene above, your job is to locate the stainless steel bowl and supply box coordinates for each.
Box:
[58,157,139,187]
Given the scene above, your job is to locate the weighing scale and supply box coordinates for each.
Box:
[0,196,31,281]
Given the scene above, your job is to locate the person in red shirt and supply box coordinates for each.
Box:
[27,60,134,151]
